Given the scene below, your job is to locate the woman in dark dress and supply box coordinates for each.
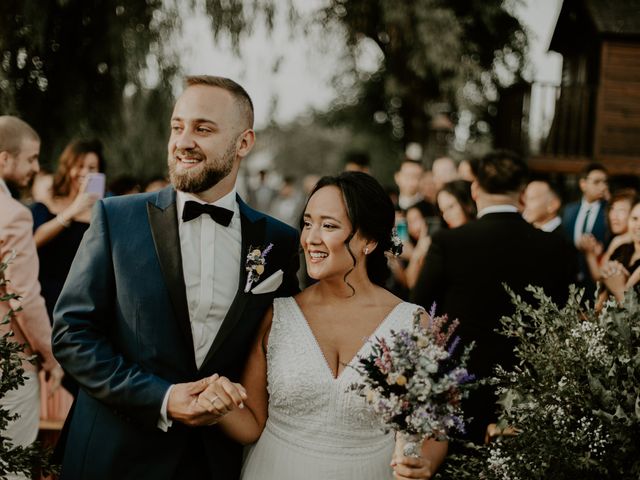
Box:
[31,139,105,320]
[601,196,640,303]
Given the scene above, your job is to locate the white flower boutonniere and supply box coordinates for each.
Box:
[244,243,274,293]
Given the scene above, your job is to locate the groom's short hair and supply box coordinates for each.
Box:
[184,75,254,129]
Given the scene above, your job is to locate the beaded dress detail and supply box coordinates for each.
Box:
[241,297,420,480]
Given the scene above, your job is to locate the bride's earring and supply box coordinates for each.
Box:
[364,247,369,255]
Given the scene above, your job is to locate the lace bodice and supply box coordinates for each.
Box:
[265,297,421,456]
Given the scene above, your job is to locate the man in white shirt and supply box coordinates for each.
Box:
[561,163,609,293]
[52,76,300,480]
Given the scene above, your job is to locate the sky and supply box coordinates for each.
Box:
[177,0,565,130]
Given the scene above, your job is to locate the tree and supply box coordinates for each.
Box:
[317,0,528,159]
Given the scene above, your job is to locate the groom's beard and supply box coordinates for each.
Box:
[169,142,235,193]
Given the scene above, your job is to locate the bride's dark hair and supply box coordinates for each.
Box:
[300,171,395,292]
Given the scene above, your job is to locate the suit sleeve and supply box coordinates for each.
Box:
[410,232,446,313]
[3,207,57,371]
[52,200,171,427]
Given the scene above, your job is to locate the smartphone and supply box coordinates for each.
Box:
[395,219,409,243]
[85,172,106,198]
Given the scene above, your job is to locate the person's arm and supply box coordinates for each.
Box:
[405,234,431,289]
[33,183,98,248]
[410,232,446,311]
[600,260,629,303]
[4,207,63,386]
[197,306,272,444]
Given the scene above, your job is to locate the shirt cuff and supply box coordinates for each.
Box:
[157,385,174,432]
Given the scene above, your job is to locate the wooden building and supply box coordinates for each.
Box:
[500,0,640,174]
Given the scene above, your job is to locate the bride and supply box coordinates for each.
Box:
[198,172,447,479]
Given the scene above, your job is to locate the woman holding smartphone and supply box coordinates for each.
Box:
[31,139,105,321]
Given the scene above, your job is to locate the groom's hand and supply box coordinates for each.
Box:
[167,375,226,426]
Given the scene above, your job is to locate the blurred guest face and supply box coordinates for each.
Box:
[437,190,466,228]
[523,181,558,225]
[1,137,40,187]
[394,162,423,197]
[609,199,632,235]
[432,157,458,190]
[70,152,100,187]
[419,171,437,203]
[580,169,608,203]
[628,203,640,244]
[168,85,244,193]
[301,186,367,281]
[406,207,426,240]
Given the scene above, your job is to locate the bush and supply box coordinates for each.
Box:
[0,254,55,479]
[436,286,640,479]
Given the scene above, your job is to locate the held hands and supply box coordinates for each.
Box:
[196,375,247,416]
[578,234,603,256]
[167,374,247,427]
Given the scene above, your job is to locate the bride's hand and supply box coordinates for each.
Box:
[197,375,248,417]
[391,455,433,479]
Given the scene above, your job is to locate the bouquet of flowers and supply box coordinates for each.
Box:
[350,307,474,457]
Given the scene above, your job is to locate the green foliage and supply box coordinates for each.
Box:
[0,254,56,479]
[318,0,527,153]
[435,286,640,479]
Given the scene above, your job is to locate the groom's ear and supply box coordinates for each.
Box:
[236,129,255,159]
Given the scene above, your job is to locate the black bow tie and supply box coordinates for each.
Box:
[182,200,233,226]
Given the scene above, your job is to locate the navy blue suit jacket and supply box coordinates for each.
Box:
[561,199,608,246]
[562,199,608,294]
[52,187,300,480]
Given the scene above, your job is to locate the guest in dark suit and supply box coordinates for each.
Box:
[411,151,574,444]
[561,163,609,297]
[52,76,300,480]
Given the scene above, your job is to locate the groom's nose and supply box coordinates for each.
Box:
[175,130,196,150]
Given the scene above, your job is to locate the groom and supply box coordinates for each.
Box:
[52,76,300,479]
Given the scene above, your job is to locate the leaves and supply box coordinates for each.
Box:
[436,287,640,480]
[0,255,57,477]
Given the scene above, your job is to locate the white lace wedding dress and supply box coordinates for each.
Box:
[241,297,420,480]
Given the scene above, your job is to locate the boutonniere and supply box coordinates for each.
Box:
[244,243,274,292]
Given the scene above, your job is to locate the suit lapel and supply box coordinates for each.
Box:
[200,197,266,369]
[147,187,196,367]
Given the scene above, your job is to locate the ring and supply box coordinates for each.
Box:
[208,395,219,404]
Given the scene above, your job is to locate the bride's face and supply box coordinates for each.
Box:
[301,185,367,281]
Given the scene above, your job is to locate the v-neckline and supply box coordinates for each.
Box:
[288,298,404,381]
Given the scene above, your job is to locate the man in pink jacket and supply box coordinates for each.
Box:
[0,115,63,479]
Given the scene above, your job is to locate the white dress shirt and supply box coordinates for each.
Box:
[158,188,242,431]
[573,199,601,246]
[477,204,519,218]
[0,178,11,196]
[541,216,562,233]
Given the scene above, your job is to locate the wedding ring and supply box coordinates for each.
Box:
[209,395,219,404]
